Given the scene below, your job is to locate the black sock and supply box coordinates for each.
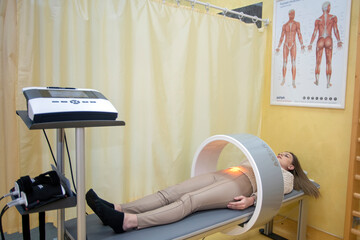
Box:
[86,190,109,225]
[86,189,114,209]
[96,201,125,233]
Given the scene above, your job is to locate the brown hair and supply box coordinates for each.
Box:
[288,152,320,198]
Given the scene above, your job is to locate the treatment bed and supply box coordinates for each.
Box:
[64,186,317,240]
[65,134,319,240]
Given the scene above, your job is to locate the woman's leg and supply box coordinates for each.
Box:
[136,171,252,229]
[93,169,252,232]
[86,172,221,214]
[120,171,224,214]
[90,171,230,232]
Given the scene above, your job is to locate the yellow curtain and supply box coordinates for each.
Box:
[0,0,21,234]
[0,0,267,233]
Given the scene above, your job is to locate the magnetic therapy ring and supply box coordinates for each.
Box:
[191,134,284,235]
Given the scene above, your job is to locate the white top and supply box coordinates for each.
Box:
[241,162,294,195]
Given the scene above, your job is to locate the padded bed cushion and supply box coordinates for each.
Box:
[64,186,318,240]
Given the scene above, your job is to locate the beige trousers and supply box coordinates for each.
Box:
[120,168,252,229]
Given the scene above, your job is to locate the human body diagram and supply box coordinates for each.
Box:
[276,10,305,89]
[308,1,342,88]
[276,1,343,89]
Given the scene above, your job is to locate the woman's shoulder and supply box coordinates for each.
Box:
[281,168,294,179]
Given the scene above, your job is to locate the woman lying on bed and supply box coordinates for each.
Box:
[86,152,320,233]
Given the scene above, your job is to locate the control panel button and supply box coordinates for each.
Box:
[70,100,80,104]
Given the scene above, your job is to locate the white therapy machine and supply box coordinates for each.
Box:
[22,87,118,123]
[65,134,319,240]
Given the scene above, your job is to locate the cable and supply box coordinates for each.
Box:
[0,193,15,203]
[0,205,9,240]
[0,194,10,203]
[42,129,57,167]
[0,189,25,239]
[64,132,77,194]
[42,129,77,193]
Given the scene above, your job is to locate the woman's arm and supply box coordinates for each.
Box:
[227,195,256,210]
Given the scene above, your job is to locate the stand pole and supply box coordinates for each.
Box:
[57,129,65,240]
[76,128,86,239]
[297,199,308,240]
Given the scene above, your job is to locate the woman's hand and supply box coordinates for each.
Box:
[227,195,255,210]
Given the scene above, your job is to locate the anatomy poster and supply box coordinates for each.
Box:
[271,0,351,108]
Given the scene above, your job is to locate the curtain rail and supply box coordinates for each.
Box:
[170,0,270,26]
